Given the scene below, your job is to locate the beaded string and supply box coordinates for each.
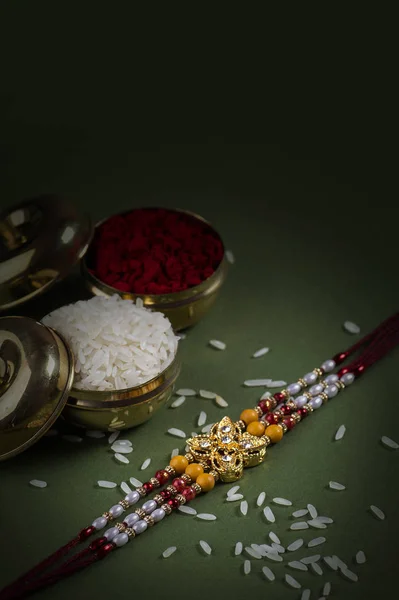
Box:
[2,313,399,600]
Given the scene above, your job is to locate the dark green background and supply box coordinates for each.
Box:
[1,3,398,599]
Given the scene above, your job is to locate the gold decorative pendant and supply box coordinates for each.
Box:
[186,416,268,482]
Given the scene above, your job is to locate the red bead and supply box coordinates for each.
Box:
[96,542,115,559]
[89,536,107,551]
[143,482,153,494]
[258,400,269,414]
[333,351,349,365]
[337,366,350,377]
[79,526,96,541]
[155,469,170,485]
[172,477,186,492]
[167,498,180,510]
[160,489,172,500]
[281,405,292,415]
[182,486,196,502]
[297,407,309,419]
[265,413,279,425]
[283,416,296,430]
[273,392,285,402]
[354,364,365,377]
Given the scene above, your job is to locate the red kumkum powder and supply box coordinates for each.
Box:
[88,208,224,295]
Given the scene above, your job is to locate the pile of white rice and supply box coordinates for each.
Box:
[42,295,178,391]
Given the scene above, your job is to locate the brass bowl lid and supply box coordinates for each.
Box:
[0,195,92,311]
[0,316,74,461]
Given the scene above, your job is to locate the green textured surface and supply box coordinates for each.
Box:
[1,3,399,599]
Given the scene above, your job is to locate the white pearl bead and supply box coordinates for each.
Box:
[114,533,129,547]
[125,491,140,505]
[142,500,157,514]
[326,384,338,398]
[303,372,318,385]
[92,516,107,530]
[341,372,355,385]
[152,508,166,522]
[324,374,338,384]
[321,359,336,373]
[133,520,148,534]
[287,382,301,395]
[309,396,323,409]
[309,383,324,396]
[109,505,124,518]
[124,513,140,527]
[104,526,119,541]
[295,395,308,408]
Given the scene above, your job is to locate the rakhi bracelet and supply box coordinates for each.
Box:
[2,312,399,600]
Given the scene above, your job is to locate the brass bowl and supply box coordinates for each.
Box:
[64,350,181,431]
[81,208,228,331]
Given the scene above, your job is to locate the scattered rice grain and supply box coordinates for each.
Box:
[197,513,217,521]
[29,480,47,488]
[225,250,235,264]
[167,428,186,438]
[197,411,207,427]
[329,481,345,491]
[381,435,399,450]
[162,546,177,558]
[310,562,323,575]
[201,423,214,433]
[370,505,385,520]
[199,390,217,399]
[129,476,143,487]
[240,500,248,516]
[215,396,228,408]
[343,320,360,334]
[108,431,120,444]
[178,505,197,515]
[271,543,285,554]
[199,540,212,555]
[301,554,321,564]
[308,537,326,548]
[269,531,280,544]
[301,589,311,600]
[176,388,196,396]
[257,491,266,507]
[287,539,304,552]
[234,542,243,556]
[285,574,301,589]
[268,380,288,388]
[140,458,151,470]
[171,448,179,458]
[323,556,338,571]
[308,519,327,529]
[355,550,366,564]
[290,522,309,531]
[227,494,244,502]
[260,391,272,400]
[114,453,129,464]
[171,396,186,408]
[288,561,308,571]
[263,506,275,523]
[120,481,132,494]
[209,340,226,351]
[252,347,270,358]
[316,516,333,524]
[307,504,318,519]
[340,568,358,582]
[293,509,308,518]
[273,497,292,506]
[262,565,275,581]
[111,444,133,454]
[243,379,272,387]
[243,560,251,575]
[323,582,331,596]
[265,552,283,562]
[245,546,262,559]
[334,425,346,441]
[227,485,240,497]
[97,480,117,489]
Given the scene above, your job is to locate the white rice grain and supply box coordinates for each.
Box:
[129,476,143,487]
[111,444,133,454]
[252,347,270,358]
[215,396,228,408]
[260,390,272,400]
[273,497,292,506]
[97,480,117,489]
[288,561,308,571]
[290,522,309,531]
[263,506,276,523]
[310,562,323,576]
[335,425,346,441]
[262,565,275,581]
[29,480,47,488]
[356,550,366,564]
[257,491,266,507]
[269,531,280,544]
[114,453,129,464]
[199,390,217,399]
[323,582,331,596]
[209,340,226,350]
[227,485,240,497]
[108,431,120,444]
[225,250,235,264]
[243,560,251,575]
[167,428,186,438]
[333,555,348,570]
[245,546,262,559]
[340,568,358,582]
[162,546,177,558]
[265,552,283,562]
[243,379,272,387]
[234,542,243,556]
[343,321,360,334]
[120,481,132,494]
[171,396,186,408]
[301,554,321,564]
[308,537,326,548]
[201,423,214,433]
[323,556,338,571]
[268,380,287,388]
[196,513,217,521]
[171,448,179,458]
[381,435,399,450]
[329,481,345,491]
[240,500,248,516]
[317,516,334,524]
[197,411,207,427]
[285,574,301,589]
[301,589,311,600]
[176,388,196,396]
[287,539,304,552]
[199,540,212,555]
[271,543,285,554]
[140,458,151,470]
[178,505,197,515]
[307,504,318,519]
[226,494,244,502]
[370,505,385,520]
[308,519,327,529]
[292,509,308,518]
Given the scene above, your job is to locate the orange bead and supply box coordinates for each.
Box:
[169,455,189,475]
[265,424,284,443]
[185,463,204,481]
[196,473,215,492]
[247,420,265,436]
[240,408,259,426]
